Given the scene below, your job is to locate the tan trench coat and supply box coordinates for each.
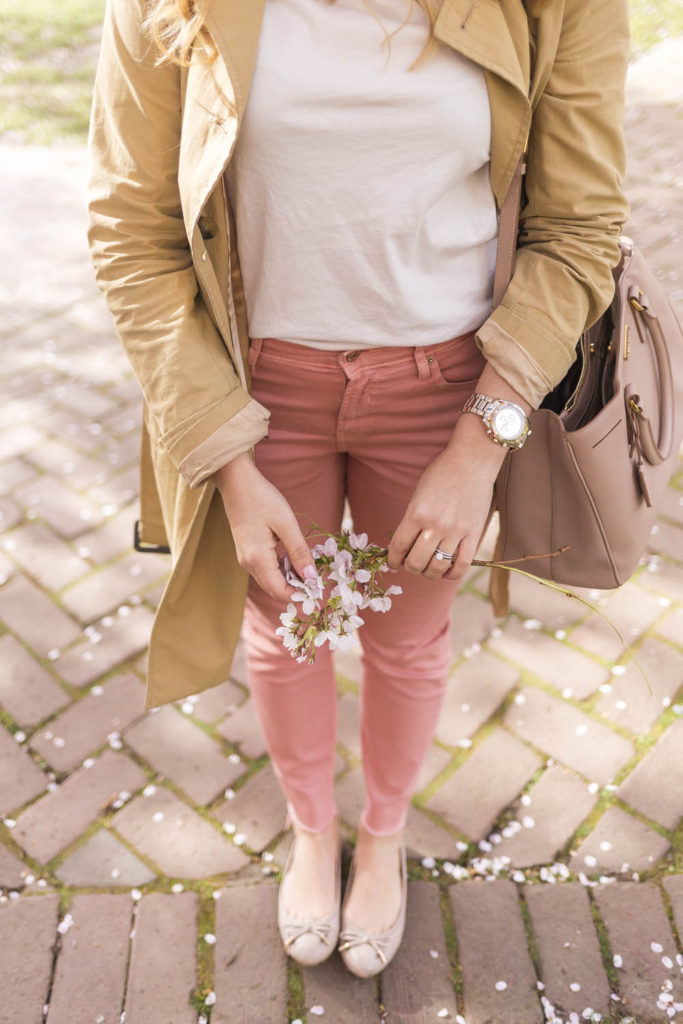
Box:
[86,0,630,711]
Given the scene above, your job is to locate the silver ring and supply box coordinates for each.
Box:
[434,548,455,562]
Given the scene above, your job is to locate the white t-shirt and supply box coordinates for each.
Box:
[224,0,498,350]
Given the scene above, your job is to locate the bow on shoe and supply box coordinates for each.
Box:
[282,921,336,950]
[337,927,392,965]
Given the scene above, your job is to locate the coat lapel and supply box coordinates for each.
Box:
[434,0,532,206]
[178,0,265,250]
[434,0,529,94]
[204,0,267,122]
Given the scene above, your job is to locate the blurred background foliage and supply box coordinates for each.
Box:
[0,0,682,144]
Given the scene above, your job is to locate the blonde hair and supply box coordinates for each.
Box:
[144,0,217,67]
[145,0,552,70]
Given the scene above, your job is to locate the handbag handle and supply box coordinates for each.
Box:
[627,284,675,464]
[492,157,675,468]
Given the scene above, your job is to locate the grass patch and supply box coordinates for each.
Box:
[0,1,681,144]
[629,0,683,55]
[0,0,105,60]
[0,0,105,143]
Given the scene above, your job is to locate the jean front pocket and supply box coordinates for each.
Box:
[427,332,486,390]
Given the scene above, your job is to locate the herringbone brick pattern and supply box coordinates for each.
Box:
[0,39,682,1024]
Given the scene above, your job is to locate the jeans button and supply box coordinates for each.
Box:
[345,351,360,361]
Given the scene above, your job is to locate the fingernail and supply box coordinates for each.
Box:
[302,564,317,579]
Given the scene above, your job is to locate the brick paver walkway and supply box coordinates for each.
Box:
[1,38,682,1024]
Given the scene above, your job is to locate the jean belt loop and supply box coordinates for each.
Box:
[414,346,433,381]
[248,336,263,369]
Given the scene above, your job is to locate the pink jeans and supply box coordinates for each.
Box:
[241,329,487,836]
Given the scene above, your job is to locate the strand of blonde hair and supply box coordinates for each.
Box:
[143,0,217,67]
[326,0,442,72]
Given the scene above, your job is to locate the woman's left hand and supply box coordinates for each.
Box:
[387,364,532,586]
[386,417,500,587]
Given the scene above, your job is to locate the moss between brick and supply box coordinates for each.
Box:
[438,884,463,999]
[191,893,216,1016]
[587,897,623,1022]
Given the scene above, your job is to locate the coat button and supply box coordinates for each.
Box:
[198,216,218,239]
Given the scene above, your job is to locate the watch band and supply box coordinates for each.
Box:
[462,392,531,450]
[463,393,497,418]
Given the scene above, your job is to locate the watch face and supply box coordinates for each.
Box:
[493,405,525,440]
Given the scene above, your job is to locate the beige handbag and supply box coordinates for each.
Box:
[489,157,683,614]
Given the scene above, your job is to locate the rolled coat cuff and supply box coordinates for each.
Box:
[178,398,271,488]
[474,318,557,410]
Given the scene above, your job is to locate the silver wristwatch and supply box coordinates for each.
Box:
[462,393,531,450]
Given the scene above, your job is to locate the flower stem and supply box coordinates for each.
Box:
[474,559,653,698]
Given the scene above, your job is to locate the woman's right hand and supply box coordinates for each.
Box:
[211,452,317,603]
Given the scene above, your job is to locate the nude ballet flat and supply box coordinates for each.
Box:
[277,825,342,966]
[337,843,408,978]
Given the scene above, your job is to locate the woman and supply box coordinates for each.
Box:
[87,0,629,978]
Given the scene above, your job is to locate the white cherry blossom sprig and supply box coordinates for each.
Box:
[276,531,402,663]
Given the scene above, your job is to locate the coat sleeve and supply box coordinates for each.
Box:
[475,0,631,409]
[86,0,269,486]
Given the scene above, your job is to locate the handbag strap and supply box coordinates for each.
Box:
[488,150,527,619]
[492,153,527,309]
